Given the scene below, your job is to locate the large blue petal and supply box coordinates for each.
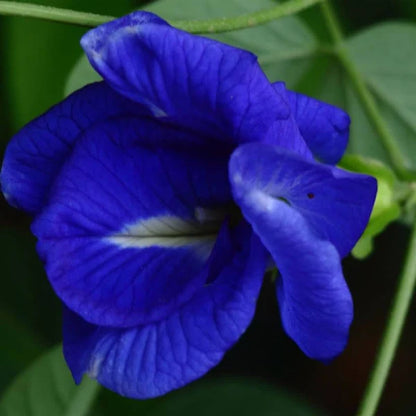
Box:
[63,224,267,398]
[230,143,376,258]
[0,82,143,214]
[274,82,350,164]
[229,143,376,359]
[32,118,234,327]
[81,11,291,145]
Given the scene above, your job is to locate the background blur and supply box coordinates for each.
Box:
[1,1,415,415]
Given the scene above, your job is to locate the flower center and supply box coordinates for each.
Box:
[105,205,242,258]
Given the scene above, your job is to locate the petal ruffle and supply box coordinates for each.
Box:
[0,82,142,214]
[229,143,376,258]
[229,143,376,359]
[274,82,350,164]
[81,11,290,145]
[32,118,234,327]
[63,224,267,398]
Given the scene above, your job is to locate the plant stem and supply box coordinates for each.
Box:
[321,2,416,414]
[356,218,416,416]
[0,1,114,26]
[173,0,323,33]
[320,0,414,181]
[0,0,323,32]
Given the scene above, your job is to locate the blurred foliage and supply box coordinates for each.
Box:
[0,345,98,416]
[340,155,400,259]
[0,345,325,416]
[1,0,136,134]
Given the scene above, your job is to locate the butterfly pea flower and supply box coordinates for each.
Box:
[0,11,376,399]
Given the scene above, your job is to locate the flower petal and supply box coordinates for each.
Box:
[32,118,233,327]
[229,143,376,359]
[274,82,350,164]
[240,197,351,360]
[263,107,313,161]
[229,143,376,258]
[63,224,267,398]
[81,11,290,145]
[0,82,143,214]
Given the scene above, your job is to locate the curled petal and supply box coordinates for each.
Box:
[63,224,267,398]
[230,143,376,359]
[0,82,142,214]
[81,11,290,145]
[273,82,350,164]
[33,118,234,327]
[262,113,313,160]
[229,143,376,258]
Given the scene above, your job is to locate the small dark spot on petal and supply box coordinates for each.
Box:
[277,196,291,205]
[307,193,315,199]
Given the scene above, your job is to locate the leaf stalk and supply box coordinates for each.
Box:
[320,0,415,181]
[0,0,323,32]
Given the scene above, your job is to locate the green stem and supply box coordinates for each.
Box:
[0,0,323,32]
[320,0,414,181]
[321,2,416,414]
[172,0,323,33]
[356,218,416,416]
[0,1,114,26]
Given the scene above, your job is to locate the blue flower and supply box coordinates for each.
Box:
[1,11,376,399]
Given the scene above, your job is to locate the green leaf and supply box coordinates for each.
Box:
[345,23,416,169]
[340,155,401,259]
[4,0,132,132]
[64,55,101,96]
[0,350,324,416]
[65,0,318,95]
[315,62,390,164]
[146,378,325,416]
[0,345,99,416]
[304,22,416,173]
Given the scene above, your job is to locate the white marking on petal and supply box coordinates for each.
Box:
[106,215,220,258]
[88,352,104,379]
[124,25,140,35]
[195,206,229,223]
[248,190,276,213]
[147,102,167,118]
